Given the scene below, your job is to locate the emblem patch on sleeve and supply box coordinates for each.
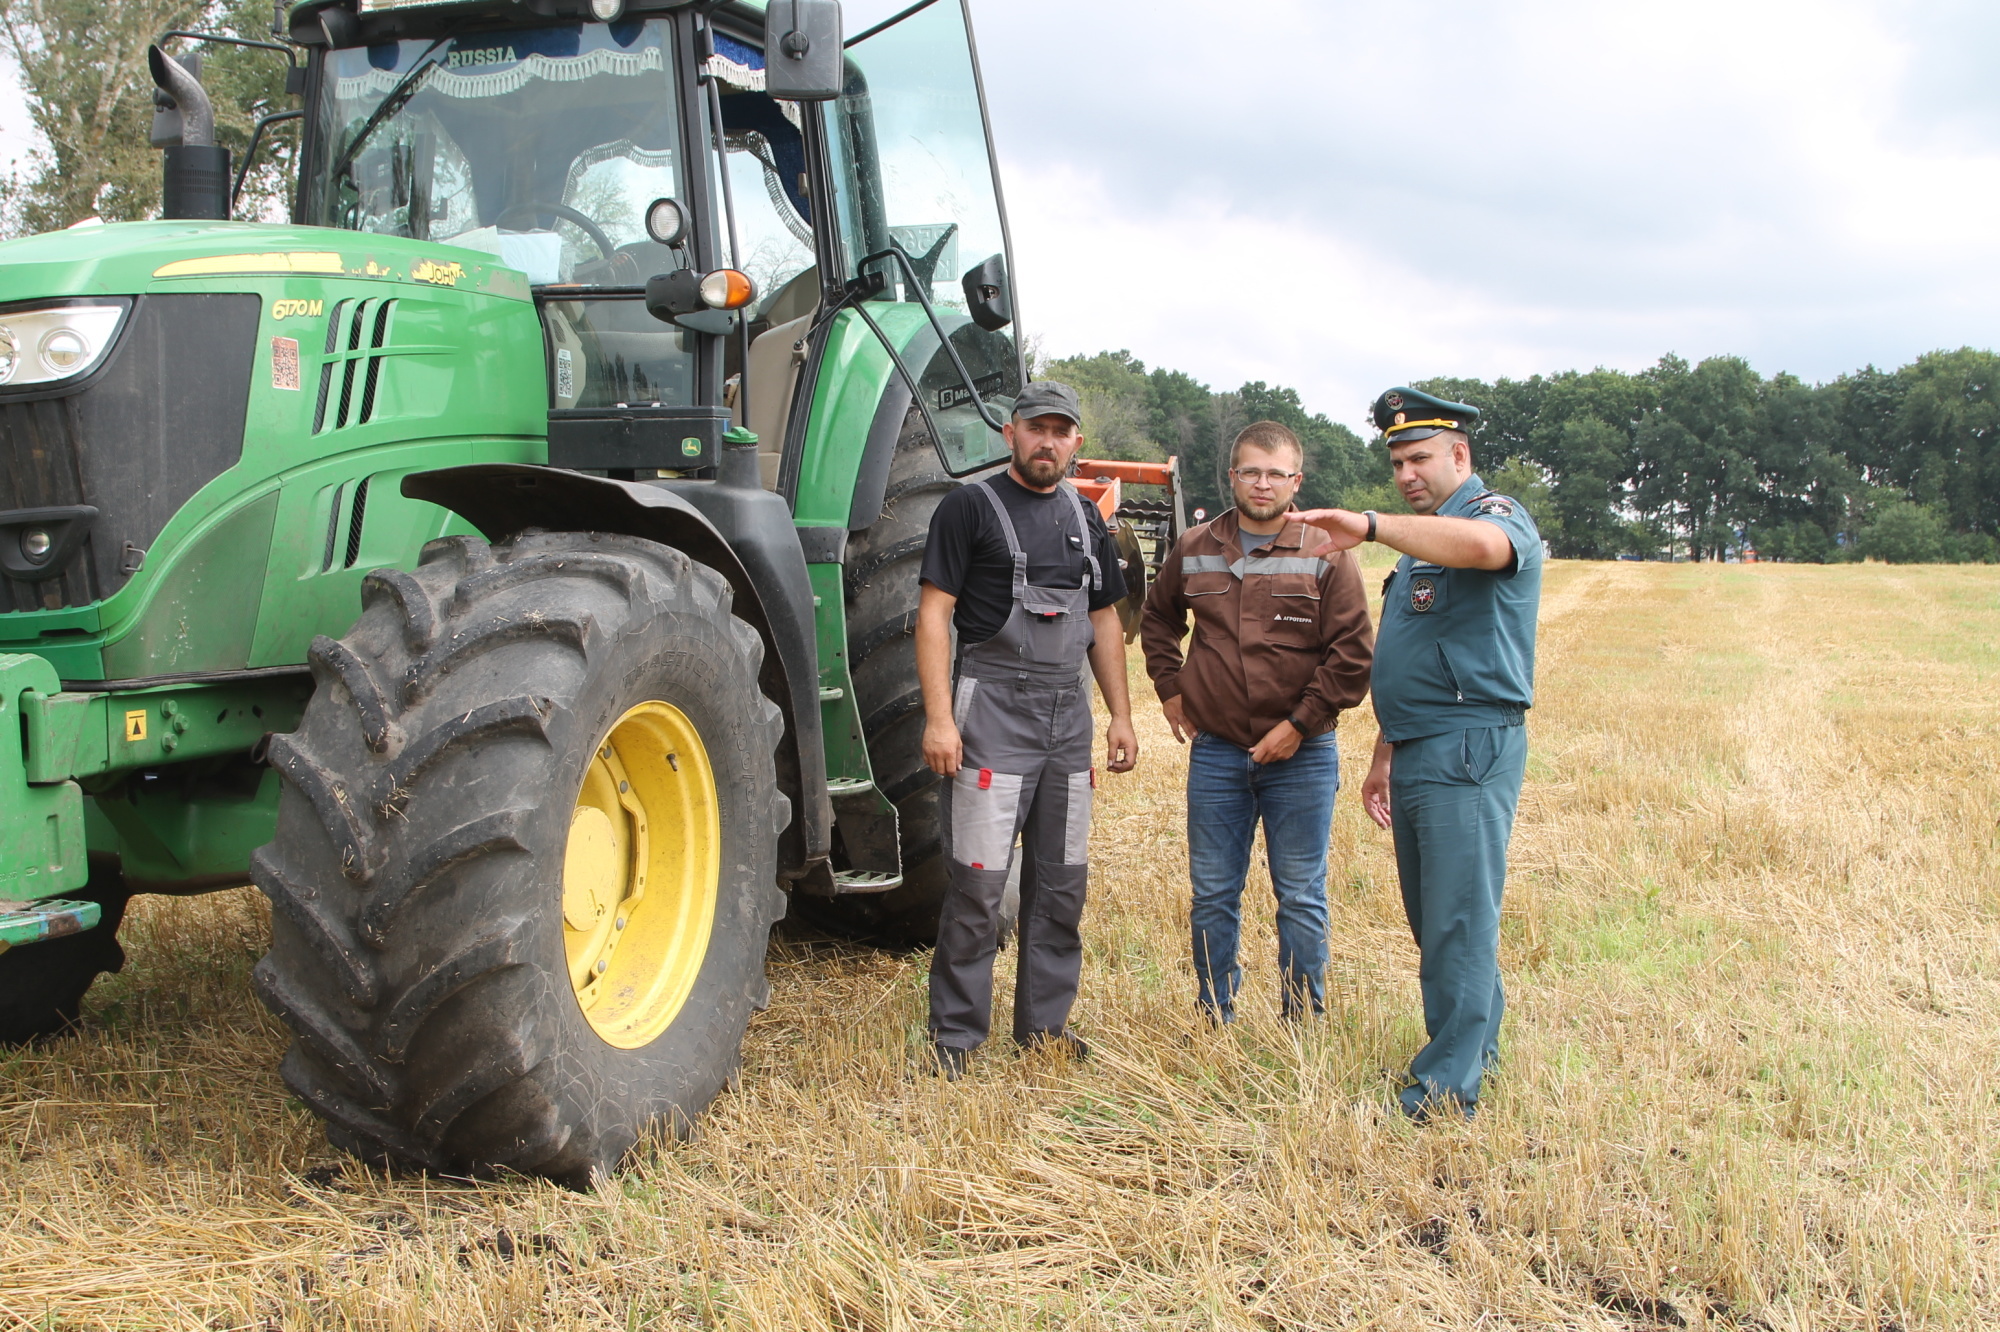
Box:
[1475,499,1514,517]
[1410,577,1437,612]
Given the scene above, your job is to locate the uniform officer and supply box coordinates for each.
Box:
[1296,387,1542,1119]
[916,381,1139,1080]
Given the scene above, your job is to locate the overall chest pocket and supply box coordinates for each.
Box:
[1183,572,1233,598]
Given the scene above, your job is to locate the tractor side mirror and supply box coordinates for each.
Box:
[961,254,1011,332]
[764,0,844,101]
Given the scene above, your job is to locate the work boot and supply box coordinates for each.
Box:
[929,1043,969,1082]
[1019,1028,1090,1062]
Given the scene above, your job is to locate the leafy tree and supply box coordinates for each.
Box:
[1045,349,1160,463]
[1857,499,1951,564]
[0,0,294,236]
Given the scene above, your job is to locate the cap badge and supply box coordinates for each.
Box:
[1385,392,1404,409]
[1393,412,1406,426]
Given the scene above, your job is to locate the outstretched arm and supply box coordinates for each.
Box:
[1295,508,1513,571]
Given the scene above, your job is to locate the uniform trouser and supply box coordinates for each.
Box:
[1186,731,1339,1021]
[1388,724,1528,1116]
[928,668,1095,1050]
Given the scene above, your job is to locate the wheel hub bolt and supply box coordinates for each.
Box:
[595,957,608,974]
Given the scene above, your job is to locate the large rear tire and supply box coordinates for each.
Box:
[253,532,787,1186]
[798,408,959,945]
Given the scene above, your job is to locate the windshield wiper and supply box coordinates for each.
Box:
[326,38,449,193]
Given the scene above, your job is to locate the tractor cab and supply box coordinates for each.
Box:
[288,0,1024,485]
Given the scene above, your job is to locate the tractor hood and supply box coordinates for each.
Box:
[0,220,535,305]
[0,219,549,681]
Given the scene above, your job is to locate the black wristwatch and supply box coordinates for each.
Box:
[1287,715,1310,735]
[1363,510,1379,542]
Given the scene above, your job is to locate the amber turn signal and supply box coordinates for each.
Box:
[698,268,757,311]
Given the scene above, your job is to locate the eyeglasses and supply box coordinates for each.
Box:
[1231,468,1300,484]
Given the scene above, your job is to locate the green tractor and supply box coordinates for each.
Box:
[0,0,1160,1185]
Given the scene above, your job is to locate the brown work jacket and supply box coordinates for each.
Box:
[1141,509,1374,749]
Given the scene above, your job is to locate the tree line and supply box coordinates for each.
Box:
[2,3,1991,565]
[1045,347,2000,564]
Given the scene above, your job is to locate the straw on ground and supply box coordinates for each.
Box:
[1,559,1995,1330]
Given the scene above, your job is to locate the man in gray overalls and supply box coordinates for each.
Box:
[915,381,1139,1079]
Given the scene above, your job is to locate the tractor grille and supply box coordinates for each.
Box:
[314,297,397,434]
[0,294,258,612]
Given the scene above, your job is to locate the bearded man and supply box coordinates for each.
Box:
[915,381,1138,1079]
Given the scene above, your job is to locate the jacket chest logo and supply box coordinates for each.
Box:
[1410,577,1437,613]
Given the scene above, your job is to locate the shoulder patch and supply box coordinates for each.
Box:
[1474,497,1516,517]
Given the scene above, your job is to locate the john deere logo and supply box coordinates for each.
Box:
[681,437,702,456]
[1410,577,1436,613]
[410,259,464,287]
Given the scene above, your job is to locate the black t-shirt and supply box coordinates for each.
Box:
[919,471,1128,647]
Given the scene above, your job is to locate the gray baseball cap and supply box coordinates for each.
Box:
[1012,380,1082,425]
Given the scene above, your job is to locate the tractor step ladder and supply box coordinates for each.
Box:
[0,898,101,953]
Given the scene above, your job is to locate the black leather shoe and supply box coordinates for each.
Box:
[930,1043,969,1081]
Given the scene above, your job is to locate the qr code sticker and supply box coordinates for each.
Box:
[271,337,300,391]
[556,347,574,401]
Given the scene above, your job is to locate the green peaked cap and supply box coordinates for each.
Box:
[1370,387,1480,443]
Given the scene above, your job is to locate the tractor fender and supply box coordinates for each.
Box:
[845,369,916,531]
[400,464,832,883]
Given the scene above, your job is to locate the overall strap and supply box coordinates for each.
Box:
[1058,482,1103,592]
[975,478,1030,601]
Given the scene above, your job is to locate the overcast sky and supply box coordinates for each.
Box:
[6,1,1996,433]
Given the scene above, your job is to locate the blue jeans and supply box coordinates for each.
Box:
[1186,731,1339,1021]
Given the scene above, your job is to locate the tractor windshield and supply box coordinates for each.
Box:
[307,20,685,288]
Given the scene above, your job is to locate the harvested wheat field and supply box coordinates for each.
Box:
[2,559,1996,1330]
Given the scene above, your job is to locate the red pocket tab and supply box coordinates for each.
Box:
[978,768,993,790]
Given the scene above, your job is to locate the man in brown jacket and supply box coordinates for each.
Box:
[1142,422,1374,1022]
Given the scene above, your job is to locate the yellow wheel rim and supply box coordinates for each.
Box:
[562,700,720,1049]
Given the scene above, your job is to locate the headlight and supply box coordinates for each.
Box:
[0,301,129,389]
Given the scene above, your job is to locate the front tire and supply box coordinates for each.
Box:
[253,532,786,1186]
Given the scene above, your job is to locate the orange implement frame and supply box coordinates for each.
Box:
[1070,457,1179,523]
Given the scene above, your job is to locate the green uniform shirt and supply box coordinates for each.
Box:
[1372,474,1543,743]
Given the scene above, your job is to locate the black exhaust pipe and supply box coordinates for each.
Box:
[148,45,230,221]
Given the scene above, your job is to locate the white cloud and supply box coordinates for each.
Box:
[5,0,1992,436]
[870,0,2000,431]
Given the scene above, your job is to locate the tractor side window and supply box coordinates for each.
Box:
[825,0,1021,474]
[710,37,817,320]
